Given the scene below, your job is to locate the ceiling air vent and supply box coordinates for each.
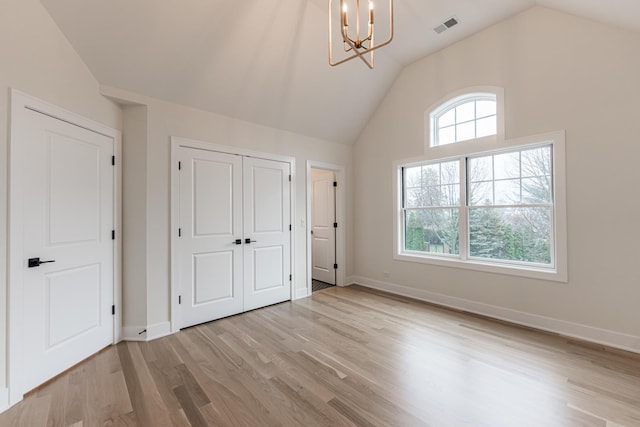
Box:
[434,16,459,34]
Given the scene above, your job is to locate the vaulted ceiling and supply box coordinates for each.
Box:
[41,0,640,144]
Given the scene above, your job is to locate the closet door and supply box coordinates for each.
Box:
[179,148,243,328]
[243,157,291,311]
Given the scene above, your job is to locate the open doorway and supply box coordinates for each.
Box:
[306,161,346,296]
[310,168,336,292]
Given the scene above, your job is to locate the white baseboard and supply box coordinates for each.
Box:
[123,321,172,342]
[350,276,640,354]
[0,387,8,414]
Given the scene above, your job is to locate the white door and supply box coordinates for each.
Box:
[311,169,336,285]
[20,109,114,392]
[179,148,243,328]
[243,157,291,311]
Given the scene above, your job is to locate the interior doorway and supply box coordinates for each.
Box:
[310,168,336,291]
[306,161,346,296]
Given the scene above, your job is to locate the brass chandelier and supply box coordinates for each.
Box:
[328,0,394,69]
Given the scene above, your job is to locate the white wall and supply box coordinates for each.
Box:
[0,0,122,398]
[102,86,353,334]
[122,105,148,329]
[353,7,640,347]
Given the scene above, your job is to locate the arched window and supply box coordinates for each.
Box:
[430,93,498,147]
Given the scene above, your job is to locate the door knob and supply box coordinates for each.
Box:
[232,239,242,245]
[28,257,56,268]
[245,238,257,244]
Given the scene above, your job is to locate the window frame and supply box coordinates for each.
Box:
[394,131,567,282]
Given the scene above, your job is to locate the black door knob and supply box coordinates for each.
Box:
[28,257,56,268]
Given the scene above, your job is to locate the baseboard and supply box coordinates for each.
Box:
[123,321,172,342]
[0,387,8,414]
[350,276,640,354]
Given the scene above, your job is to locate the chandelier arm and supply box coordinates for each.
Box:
[340,34,374,68]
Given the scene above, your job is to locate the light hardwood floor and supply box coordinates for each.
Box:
[2,285,640,426]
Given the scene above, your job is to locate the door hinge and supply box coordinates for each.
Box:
[289,274,292,281]
[111,305,115,315]
[111,156,115,166]
[333,222,338,228]
[178,161,182,170]
[289,224,292,231]
[333,181,337,187]
[289,174,291,182]
[179,295,182,304]
[112,230,115,240]
[334,263,338,269]
[178,228,182,237]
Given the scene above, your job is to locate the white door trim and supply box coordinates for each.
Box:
[7,89,122,407]
[170,136,296,334]
[305,161,347,297]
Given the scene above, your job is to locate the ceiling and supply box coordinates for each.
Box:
[41,0,640,144]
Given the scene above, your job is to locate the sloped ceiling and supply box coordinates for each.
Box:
[41,0,640,144]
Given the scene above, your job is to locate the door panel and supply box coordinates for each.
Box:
[46,265,100,347]
[179,148,243,328]
[48,134,101,245]
[193,251,234,304]
[21,109,114,392]
[194,159,234,236]
[253,246,284,291]
[243,157,291,311]
[252,167,284,232]
[311,169,336,284]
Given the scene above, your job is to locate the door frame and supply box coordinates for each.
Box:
[169,137,296,334]
[7,89,122,406]
[306,161,346,296]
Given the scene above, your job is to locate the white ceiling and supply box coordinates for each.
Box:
[41,0,640,144]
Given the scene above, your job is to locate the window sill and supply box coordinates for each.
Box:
[394,252,567,283]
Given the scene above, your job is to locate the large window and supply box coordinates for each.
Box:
[396,134,567,281]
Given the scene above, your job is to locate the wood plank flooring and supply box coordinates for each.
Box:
[2,285,640,426]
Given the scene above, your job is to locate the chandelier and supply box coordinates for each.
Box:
[328,0,394,69]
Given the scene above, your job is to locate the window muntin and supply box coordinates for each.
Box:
[431,94,497,147]
[400,143,556,270]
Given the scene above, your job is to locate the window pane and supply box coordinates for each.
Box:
[438,125,456,146]
[476,100,496,118]
[494,151,520,180]
[405,188,422,208]
[469,156,493,183]
[469,207,552,264]
[522,176,552,204]
[438,108,455,127]
[469,181,493,206]
[404,166,422,187]
[456,121,475,142]
[440,184,460,206]
[456,102,475,123]
[440,161,460,185]
[423,186,441,206]
[405,209,459,255]
[476,115,496,138]
[521,146,551,178]
[494,179,521,205]
[423,164,440,186]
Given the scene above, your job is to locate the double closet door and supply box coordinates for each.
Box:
[178,147,291,329]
